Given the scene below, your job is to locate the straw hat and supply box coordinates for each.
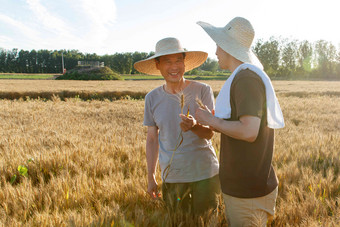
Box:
[134,37,208,75]
[197,17,263,69]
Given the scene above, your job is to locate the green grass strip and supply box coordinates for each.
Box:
[0,74,57,79]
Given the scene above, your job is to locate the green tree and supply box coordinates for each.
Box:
[336,44,340,78]
[199,57,218,72]
[39,49,53,73]
[253,37,280,77]
[28,50,38,73]
[17,50,30,73]
[314,40,337,78]
[279,39,298,78]
[0,48,6,72]
[5,48,18,73]
[131,51,148,74]
[50,51,61,73]
[64,49,83,71]
[297,40,313,76]
[110,53,133,74]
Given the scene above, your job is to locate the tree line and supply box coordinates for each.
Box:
[0,37,339,79]
[253,38,340,79]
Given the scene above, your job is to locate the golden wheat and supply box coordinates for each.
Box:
[195,97,205,109]
[0,80,339,226]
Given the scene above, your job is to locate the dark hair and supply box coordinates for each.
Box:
[155,52,186,63]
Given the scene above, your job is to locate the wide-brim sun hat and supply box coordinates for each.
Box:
[134,37,208,76]
[197,17,263,69]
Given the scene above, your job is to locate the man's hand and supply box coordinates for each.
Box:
[179,114,197,132]
[147,177,161,199]
[195,105,214,126]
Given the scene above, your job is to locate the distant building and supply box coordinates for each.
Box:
[77,61,104,68]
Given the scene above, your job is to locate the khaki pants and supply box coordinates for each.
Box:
[223,187,278,227]
[162,174,220,215]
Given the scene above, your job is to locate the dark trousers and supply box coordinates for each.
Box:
[162,174,220,215]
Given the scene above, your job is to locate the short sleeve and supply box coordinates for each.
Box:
[200,84,215,111]
[143,93,156,126]
[233,74,265,119]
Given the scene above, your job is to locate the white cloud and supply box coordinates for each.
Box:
[2,0,117,53]
[0,35,12,42]
[0,14,40,41]
[80,0,116,25]
[76,0,117,50]
[26,0,73,36]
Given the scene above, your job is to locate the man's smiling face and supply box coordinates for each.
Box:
[156,53,185,84]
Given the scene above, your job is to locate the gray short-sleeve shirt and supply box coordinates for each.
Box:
[144,81,219,183]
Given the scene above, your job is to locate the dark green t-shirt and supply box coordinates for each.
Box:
[219,69,278,198]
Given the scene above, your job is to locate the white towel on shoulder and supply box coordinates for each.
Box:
[215,63,285,129]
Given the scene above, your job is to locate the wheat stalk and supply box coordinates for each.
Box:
[195,96,205,109]
[180,94,184,114]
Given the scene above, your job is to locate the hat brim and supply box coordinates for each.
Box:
[197,21,263,69]
[134,51,208,76]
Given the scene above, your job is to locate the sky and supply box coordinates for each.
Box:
[0,0,339,59]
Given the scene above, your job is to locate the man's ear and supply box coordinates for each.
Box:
[155,59,160,70]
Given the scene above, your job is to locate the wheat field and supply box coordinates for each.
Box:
[0,80,339,226]
[1,80,339,100]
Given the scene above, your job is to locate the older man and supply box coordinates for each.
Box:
[134,37,220,215]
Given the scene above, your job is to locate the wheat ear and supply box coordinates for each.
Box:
[196,97,205,109]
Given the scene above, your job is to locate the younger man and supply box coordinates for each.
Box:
[196,17,285,226]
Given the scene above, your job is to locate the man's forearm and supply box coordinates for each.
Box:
[210,117,245,140]
[146,140,159,180]
[191,124,214,140]
[209,115,260,142]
